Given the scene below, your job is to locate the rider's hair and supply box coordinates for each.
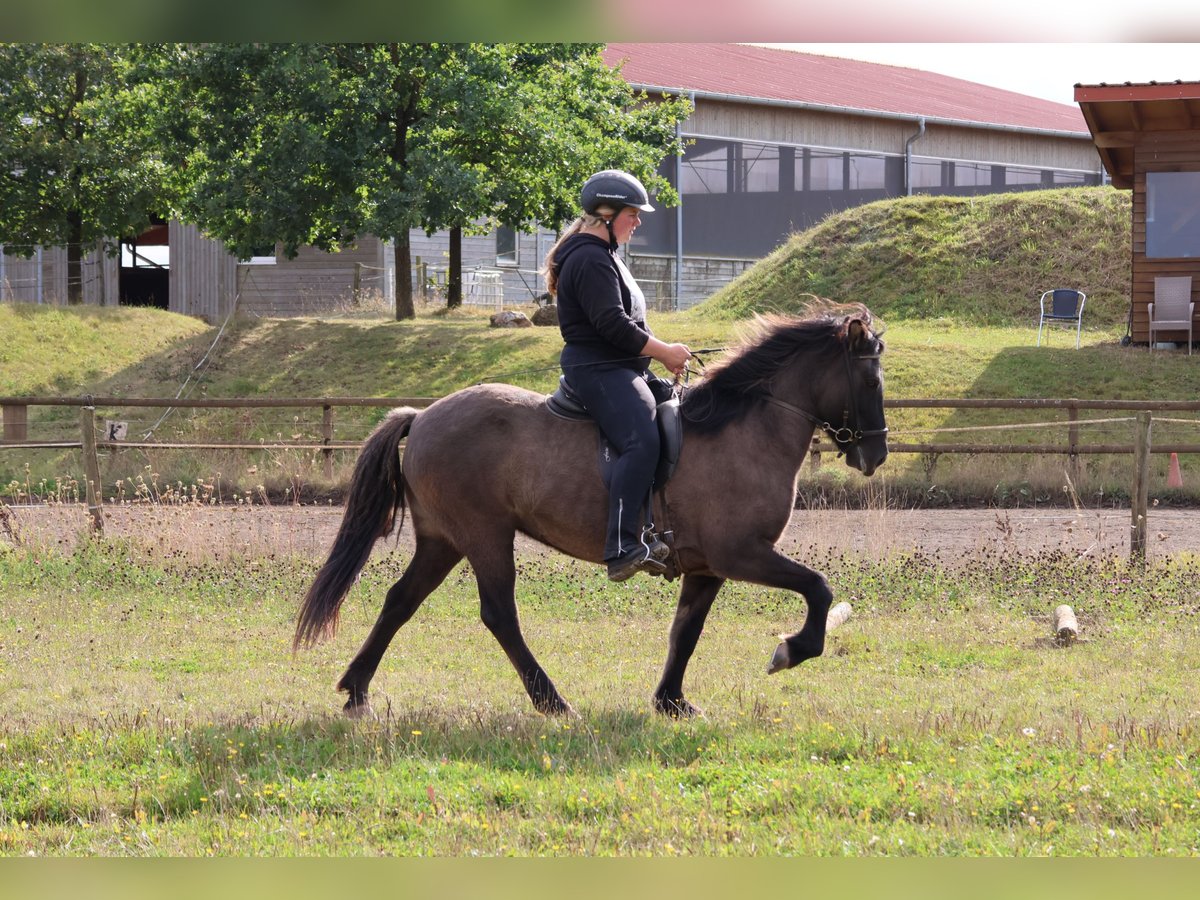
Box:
[540,204,618,296]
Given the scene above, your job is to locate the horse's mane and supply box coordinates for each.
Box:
[680,304,878,435]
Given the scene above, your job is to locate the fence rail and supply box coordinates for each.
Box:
[4,394,1200,556]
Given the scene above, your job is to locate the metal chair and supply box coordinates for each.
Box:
[1037,289,1086,348]
[1149,276,1194,355]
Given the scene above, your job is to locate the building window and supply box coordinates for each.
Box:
[496,226,518,266]
[848,154,887,190]
[681,140,729,194]
[1147,171,1200,258]
[909,157,945,189]
[738,143,780,192]
[1005,166,1042,186]
[241,243,277,265]
[1052,171,1089,186]
[952,161,992,187]
[808,151,845,191]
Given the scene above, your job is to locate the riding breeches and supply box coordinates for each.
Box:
[561,355,660,561]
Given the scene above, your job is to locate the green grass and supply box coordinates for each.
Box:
[2,534,1199,856]
[695,187,1132,327]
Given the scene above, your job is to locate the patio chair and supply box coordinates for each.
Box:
[1036,289,1086,348]
[1149,276,1194,355]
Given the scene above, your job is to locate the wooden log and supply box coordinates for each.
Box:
[826,601,853,632]
[1053,604,1079,647]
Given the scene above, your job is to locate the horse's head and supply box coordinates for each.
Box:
[819,314,888,476]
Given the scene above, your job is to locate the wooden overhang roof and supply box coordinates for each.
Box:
[1075,81,1200,189]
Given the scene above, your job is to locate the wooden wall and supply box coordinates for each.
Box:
[0,245,118,306]
[236,238,392,317]
[170,222,239,322]
[1129,133,1200,344]
[689,99,1102,171]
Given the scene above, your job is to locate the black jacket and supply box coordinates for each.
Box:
[554,233,651,367]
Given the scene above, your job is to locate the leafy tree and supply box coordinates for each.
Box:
[171,44,690,319]
[428,44,690,307]
[0,44,169,305]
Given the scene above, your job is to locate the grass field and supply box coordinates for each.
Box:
[3,510,1199,857]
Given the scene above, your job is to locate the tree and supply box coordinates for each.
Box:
[0,44,169,305]
[171,44,690,319]
[425,44,691,307]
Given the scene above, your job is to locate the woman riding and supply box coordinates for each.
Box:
[542,169,693,582]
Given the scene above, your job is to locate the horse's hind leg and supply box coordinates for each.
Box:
[336,535,462,717]
[654,574,725,717]
[471,544,572,717]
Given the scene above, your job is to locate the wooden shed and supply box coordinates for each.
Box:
[1076,81,1200,346]
[1,224,395,322]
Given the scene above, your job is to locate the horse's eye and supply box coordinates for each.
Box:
[865,376,881,390]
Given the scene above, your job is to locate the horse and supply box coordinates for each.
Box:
[294,306,888,718]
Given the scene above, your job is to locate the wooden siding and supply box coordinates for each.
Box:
[0,244,117,306]
[236,237,392,317]
[170,223,239,322]
[690,99,1101,171]
[1129,133,1200,344]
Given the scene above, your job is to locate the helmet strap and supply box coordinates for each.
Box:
[604,217,618,251]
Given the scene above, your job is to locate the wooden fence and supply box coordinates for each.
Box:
[4,395,1200,556]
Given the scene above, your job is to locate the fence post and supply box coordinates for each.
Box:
[1131,410,1151,560]
[352,263,362,306]
[79,405,104,534]
[1067,402,1080,483]
[322,404,334,480]
[2,403,28,442]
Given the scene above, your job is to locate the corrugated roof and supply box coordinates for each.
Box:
[603,43,1089,136]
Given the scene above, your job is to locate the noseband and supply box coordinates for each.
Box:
[767,343,888,447]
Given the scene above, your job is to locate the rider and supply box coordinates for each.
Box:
[542,170,692,582]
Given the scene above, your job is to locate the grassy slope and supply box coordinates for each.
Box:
[0,304,210,397]
[694,187,1132,327]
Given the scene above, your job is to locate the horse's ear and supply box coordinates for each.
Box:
[846,317,868,349]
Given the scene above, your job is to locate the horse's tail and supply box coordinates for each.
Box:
[293,407,419,650]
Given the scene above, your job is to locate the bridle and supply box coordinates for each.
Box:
[766,341,888,448]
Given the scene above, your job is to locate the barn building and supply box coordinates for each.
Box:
[1075,80,1200,347]
[0,44,1103,319]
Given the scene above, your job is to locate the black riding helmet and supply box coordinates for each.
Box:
[580,170,654,249]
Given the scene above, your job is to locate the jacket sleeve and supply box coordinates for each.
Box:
[572,253,650,357]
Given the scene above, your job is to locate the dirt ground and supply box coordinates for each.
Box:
[4,502,1197,563]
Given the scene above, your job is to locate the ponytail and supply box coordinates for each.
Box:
[540,206,619,297]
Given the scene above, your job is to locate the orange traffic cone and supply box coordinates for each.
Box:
[1167,452,1184,488]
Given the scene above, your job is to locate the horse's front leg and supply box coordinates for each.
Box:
[711,545,834,674]
[654,574,725,717]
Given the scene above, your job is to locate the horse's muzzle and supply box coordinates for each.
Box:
[848,438,888,477]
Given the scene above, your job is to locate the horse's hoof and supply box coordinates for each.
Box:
[343,698,374,720]
[537,698,576,718]
[656,697,704,719]
[767,640,792,674]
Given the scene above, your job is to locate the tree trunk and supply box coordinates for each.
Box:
[67,62,87,306]
[447,226,462,308]
[66,209,83,305]
[394,230,414,320]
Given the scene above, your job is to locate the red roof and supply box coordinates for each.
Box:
[603,43,1089,136]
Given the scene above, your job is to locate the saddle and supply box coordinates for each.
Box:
[546,374,683,489]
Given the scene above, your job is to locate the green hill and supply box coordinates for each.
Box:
[693,187,1132,327]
